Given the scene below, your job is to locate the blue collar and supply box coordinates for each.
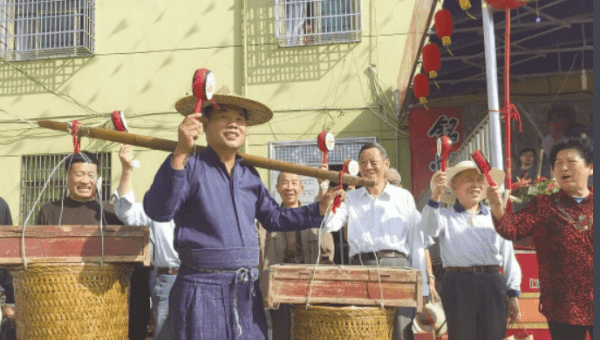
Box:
[204,145,243,166]
[453,200,489,215]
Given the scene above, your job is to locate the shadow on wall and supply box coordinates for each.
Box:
[245,2,358,85]
[0,57,91,96]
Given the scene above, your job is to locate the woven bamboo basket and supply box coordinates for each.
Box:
[291,305,396,340]
[11,263,133,340]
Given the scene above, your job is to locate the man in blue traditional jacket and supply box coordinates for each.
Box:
[143,94,342,340]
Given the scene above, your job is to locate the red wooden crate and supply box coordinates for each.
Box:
[266,264,423,309]
[0,225,150,266]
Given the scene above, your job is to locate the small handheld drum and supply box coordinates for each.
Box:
[111,110,129,133]
[344,159,359,177]
[111,110,140,168]
[436,135,452,172]
[192,68,216,114]
[471,150,496,186]
[317,131,335,164]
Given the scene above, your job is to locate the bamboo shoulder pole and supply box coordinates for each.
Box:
[38,120,374,187]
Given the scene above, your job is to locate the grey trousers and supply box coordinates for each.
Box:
[350,256,414,340]
[442,272,507,340]
[269,304,291,340]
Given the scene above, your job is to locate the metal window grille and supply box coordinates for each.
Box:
[274,0,362,47]
[19,152,111,224]
[0,0,94,61]
[268,137,375,205]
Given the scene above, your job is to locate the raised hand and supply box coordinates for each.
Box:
[486,185,503,208]
[172,112,203,169]
[319,187,345,216]
[430,171,448,202]
[119,144,134,171]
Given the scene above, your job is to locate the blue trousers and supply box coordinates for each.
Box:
[168,265,267,340]
[152,274,176,340]
[441,272,507,340]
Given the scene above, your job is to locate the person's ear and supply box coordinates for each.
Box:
[383,157,391,170]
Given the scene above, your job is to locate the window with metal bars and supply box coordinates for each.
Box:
[274,0,362,47]
[19,152,111,224]
[267,137,375,205]
[0,0,95,61]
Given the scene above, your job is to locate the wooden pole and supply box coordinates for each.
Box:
[38,120,375,187]
[536,149,544,180]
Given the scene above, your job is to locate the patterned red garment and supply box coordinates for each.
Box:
[494,187,593,326]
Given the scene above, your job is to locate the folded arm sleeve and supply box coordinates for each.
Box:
[500,238,522,295]
[420,200,445,238]
[114,191,152,226]
[143,154,190,222]
[255,182,323,232]
[495,196,542,241]
[323,200,349,233]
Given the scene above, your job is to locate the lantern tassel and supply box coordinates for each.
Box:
[459,0,471,10]
[434,79,441,89]
[445,45,454,56]
[442,36,451,47]
[419,97,429,110]
[466,10,477,20]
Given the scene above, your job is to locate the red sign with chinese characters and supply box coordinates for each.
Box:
[409,107,463,199]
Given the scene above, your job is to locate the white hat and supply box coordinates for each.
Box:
[433,160,505,205]
[412,301,447,336]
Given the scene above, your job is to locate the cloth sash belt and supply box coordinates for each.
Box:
[178,247,260,270]
[178,247,260,337]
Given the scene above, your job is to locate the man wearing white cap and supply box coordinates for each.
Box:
[420,160,522,340]
[143,93,342,340]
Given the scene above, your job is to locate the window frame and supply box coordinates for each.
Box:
[0,0,95,61]
[274,0,362,47]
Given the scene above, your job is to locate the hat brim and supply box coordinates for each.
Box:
[439,165,505,205]
[175,94,273,127]
[412,301,447,335]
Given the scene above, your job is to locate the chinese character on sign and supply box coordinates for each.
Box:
[529,278,540,290]
[427,115,460,142]
[428,115,461,171]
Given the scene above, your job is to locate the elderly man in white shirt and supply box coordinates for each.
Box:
[422,161,521,340]
[112,144,180,340]
[324,142,433,340]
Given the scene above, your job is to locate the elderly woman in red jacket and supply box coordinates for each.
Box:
[487,137,593,340]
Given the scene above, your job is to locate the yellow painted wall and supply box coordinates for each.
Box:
[0,0,415,222]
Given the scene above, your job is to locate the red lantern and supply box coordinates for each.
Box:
[413,73,430,109]
[422,43,441,88]
[435,9,453,54]
[485,0,531,10]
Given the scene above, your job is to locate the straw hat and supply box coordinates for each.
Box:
[434,160,505,205]
[175,94,273,127]
[412,301,447,336]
